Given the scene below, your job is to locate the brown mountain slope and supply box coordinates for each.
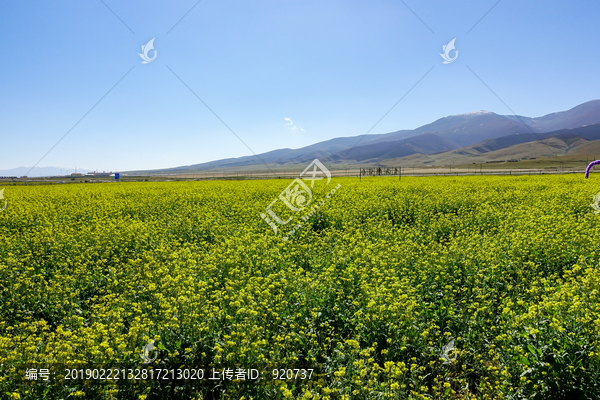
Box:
[380,135,600,168]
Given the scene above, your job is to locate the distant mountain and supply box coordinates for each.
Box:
[470,124,600,154]
[129,99,600,174]
[0,166,92,177]
[379,124,600,168]
[328,133,462,162]
[322,100,600,163]
[325,112,535,163]
[504,100,600,132]
[354,110,530,148]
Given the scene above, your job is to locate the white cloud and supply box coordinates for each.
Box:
[284,117,304,132]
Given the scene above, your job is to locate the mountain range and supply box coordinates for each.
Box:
[130,99,600,173]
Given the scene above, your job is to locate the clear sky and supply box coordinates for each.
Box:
[1,0,599,172]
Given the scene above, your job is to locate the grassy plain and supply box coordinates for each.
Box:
[1,175,600,399]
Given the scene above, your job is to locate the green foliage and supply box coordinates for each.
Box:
[1,175,600,399]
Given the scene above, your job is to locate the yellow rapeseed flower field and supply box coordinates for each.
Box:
[1,174,599,399]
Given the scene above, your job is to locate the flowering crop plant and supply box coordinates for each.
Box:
[1,174,600,399]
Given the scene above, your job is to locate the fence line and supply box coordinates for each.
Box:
[144,168,588,180]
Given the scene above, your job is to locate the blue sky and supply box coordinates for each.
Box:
[1,0,599,172]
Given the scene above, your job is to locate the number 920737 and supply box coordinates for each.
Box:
[271,368,313,380]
